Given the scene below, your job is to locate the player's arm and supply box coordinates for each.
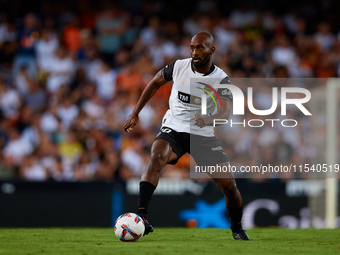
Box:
[124,61,176,132]
[194,98,231,127]
[123,70,166,132]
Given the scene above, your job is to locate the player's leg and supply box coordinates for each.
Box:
[211,162,250,240]
[141,139,177,186]
[136,139,177,235]
[211,163,242,228]
[191,135,250,240]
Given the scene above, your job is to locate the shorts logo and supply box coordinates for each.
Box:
[161,128,172,133]
[211,146,223,151]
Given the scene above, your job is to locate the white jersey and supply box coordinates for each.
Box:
[160,58,232,137]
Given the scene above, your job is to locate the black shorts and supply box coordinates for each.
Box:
[154,127,229,166]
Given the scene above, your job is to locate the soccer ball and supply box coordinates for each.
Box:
[114,213,145,241]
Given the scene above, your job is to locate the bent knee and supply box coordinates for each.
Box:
[150,151,169,166]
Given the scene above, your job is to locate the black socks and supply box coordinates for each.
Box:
[228,205,243,232]
[137,180,242,231]
[136,181,156,218]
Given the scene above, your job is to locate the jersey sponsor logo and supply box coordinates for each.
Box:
[179,77,185,85]
[161,127,172,133]
[178,91,201,106]
[178,91,191,103]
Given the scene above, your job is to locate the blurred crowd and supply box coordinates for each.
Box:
[0,0,339,181]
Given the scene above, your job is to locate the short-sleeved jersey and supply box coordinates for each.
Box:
[160,58,232,137]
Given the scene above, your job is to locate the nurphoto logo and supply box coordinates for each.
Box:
[199,82,312,128]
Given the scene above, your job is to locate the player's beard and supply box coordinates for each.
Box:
[193,54,211,68]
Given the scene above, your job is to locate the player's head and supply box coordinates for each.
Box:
[190,32,215,68]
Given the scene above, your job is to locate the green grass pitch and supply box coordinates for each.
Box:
[0,228,339,255]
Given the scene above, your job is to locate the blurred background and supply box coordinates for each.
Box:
[0,0,339,229]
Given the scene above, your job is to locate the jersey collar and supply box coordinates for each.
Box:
[191,59,215,76]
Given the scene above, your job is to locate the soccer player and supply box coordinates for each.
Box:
[123,32,250,240]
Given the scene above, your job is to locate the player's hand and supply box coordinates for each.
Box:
[124,113,139,132]
[194,114,207,128]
